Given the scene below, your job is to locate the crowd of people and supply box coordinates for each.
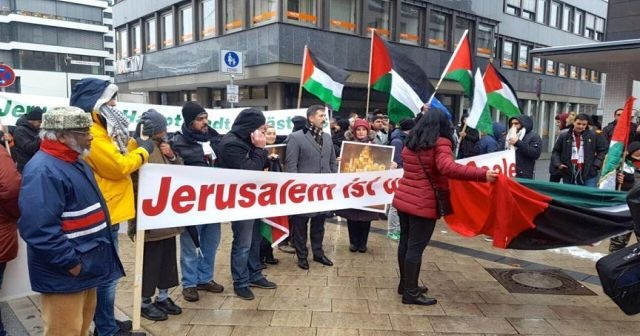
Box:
[0,76,638,335]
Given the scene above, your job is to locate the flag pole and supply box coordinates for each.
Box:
[365,30,375,114]
[428,29,469,103]
[297,45,308,109]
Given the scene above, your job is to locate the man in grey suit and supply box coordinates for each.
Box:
[285,105,337,270]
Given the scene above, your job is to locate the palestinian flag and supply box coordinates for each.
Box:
[466,68,493,135]
[445,175,633,250]
[441,30,473,97]
[369,32,435,124]
[260,216,290,247]
[301,46,350,111]
[599,96,636,190]
[484,63,521,118]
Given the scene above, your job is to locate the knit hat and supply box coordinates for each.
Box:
[26,107,44,121]
[139,109,167,136]
[42,106,92,130]
[336,118,350,132]
[352,118,370,132]
[628,142,640,156]
[291,116,307,132]
[182,101,207,126]
[399,118,415,131]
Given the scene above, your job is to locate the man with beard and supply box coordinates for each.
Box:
[13,107,43,172]
[18,107,125,336]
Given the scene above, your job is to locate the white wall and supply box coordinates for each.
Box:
[15,69,111,98]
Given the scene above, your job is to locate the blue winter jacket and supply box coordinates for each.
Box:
[389,128,407,168]
[18,151,124,293]
[475,122,506,155]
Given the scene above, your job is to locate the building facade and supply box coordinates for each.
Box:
[0,0,114,97]
[112,0,609,152]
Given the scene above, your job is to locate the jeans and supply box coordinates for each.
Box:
[387,205,400,234]
[583,176,598,187]
[180,223,221,288]
[397,211,436,288]
[230,219,265,289]
[94,224,120,336]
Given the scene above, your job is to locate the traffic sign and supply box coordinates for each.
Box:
[227,94,239,103]
[220,50,243,74]
[226,84,239,103]
[0,64,16,88]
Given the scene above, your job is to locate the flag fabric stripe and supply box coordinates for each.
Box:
[599,96,636,189]
[303,76,343,111]
[484,63,521,117]
[467,68,493,135]
[444,69,472,97]
[369,34,392,87]
[301,47,350,111]
[260,216,290,247]
[486,90,520,117]
[440,30,473,97]
[389,70,424,114]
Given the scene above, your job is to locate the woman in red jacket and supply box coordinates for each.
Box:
[392,109,497,306]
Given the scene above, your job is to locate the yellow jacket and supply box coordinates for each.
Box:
[84,115,149,224]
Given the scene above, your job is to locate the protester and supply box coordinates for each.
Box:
[70,78,150,336]
[370,113,388,145]
[18,107,126,336]
[335,119,384,253]
[216,108,278,300]
[549,112,574,182]
[387,118,415,241]
[609,141,640,252]
[507,115,542,179]
[0,131,19,336]
[603,108,640,146]
[332,118,350,156]
[170,101,224,302]
[457,113,479,159]
[286,105,337,270]
[128,110,184,321]
[259,125,280,267]
[392,108,498,306]
[551,113,607,186]
[12,107,43,172]
[475,122,506,155]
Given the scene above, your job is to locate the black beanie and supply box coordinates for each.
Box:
[26,107,44,121]
[291,116,307,132]
[182,101,206,125]
[336,118,350,131]
[399,118,416,131]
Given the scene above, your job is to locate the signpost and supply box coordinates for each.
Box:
[0,64,16,88]
[221,50,243,107]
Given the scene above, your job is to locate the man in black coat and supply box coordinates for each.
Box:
[13,107,43,172]
[507,115,542,179]
[457,113,479,159]
[602,108,640,146]
[551,113,608,186]
[216,108,277,300]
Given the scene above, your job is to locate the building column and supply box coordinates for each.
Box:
[549,101,559,152]
[267,82,285,110]
[148,91,161,105]
[196,87,212,107]
[601,64,634,126]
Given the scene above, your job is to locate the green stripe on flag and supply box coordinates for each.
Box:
[598,141,625,189]
[259,220,273,243]
[487,91,520,118]
[303,78,342,111]
[372,73,392,93]
[444,69,472,97]
[388,96,416,124]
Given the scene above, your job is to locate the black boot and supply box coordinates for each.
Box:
[401,261,437,306]
[397,259,428,295]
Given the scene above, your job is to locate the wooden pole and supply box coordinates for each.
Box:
[297,45,308,109]
[365,30,375,114]
[131,229,145,331]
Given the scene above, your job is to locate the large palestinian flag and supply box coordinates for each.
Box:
[484,63,521,118]
[466,68,493,135]
[301,46,350,111]
[369,32,435,124]
[441,30,473,97]
[445,175,633,250]
[260,216,289,247]
[599,96,636,189]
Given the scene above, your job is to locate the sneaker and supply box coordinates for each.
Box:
[249,278,277,289]
[155,297,182,315]
[234,287,255,300]
[197,280,224,293]
[140,304,167,321]
[182,287,199,302]
[386,232,400,241]
[116,320,132,332]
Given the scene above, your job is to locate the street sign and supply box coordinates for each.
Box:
[0,64,16,88]
[226,84,239,103]
[220,50,243,74]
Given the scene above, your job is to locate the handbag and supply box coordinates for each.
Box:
[417,153,453,217]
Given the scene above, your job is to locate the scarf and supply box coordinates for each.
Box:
[99,104,130,154]
[40,139,79,163]
[505,126,526,150]
[181,124,216,163]
[571,131,585,170]
[307,123,323,146]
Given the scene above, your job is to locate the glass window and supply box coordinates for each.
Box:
[573,9,583,35]
[286,0,318,26]
[545,59,555,75]
[476,23,493,57]
[549,1,560,27]
[145,18,157,52]
[428,11,449,50]
[502,40,515,69]
[558,62,566,77]
[580,68,589,80]
[253,0,278,25]
[561,5,572,32]
[536,0,546,23]
[225,0,245,32]
[591,70,599,82]
[518,44,530,71]
[595,17,605,41]
[200,0,216,39]
[584,13,595,38]
[399,4,422,45]
[330,0,358,34]
[532,57,544,73]
[521,0,535,20]
[161,11,174,48]
[364,0,391,38]
[454,17,473,48]
[116,28,127,59]
[179,5,193,44]
[131,24,141,55]
[569,65,577,79]
[506,0,521,16]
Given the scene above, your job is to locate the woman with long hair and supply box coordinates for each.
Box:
[393,108,498,306]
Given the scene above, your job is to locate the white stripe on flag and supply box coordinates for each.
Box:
[310,67,344,98]
[61,203,101,218]
[389,70,424,113]
[467,68,487,129]
[65,222,107,239]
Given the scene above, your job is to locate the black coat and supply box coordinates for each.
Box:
[13,116,40,172]
[170,125,221,167]
[551,128,608,183]
[603,120,639,146]
[216,109,268,171]
[508,115,542,179]
[457,124,479,159]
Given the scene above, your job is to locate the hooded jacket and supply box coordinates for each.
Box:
[507,115,542,178]
[551,125,608,183]
[12,116,41,172]
[389,128,408,168]
[475,122,506,155]
[0,149,20,263]
[216,108,269,171]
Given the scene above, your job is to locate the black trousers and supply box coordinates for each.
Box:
[291,214,326,260]
[260,237,274,260]
[397,211,437,289]
[347,220,371,249]
[142,237,179,298]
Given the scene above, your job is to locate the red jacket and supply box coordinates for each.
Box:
[393,137,487,219]
[0,149,20,263]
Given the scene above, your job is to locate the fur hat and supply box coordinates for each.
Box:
[399,118,415,131]
[182,101,207,126]
[42,106,92,130]
[352,118,371,132]
[26,107,44,121]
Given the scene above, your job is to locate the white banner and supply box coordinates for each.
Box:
[0,92,310,135]
[136,150,515,230]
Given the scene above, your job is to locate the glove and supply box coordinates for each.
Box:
[135,137,155,154]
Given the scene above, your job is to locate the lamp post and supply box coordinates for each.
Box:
[64,55,72,97]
